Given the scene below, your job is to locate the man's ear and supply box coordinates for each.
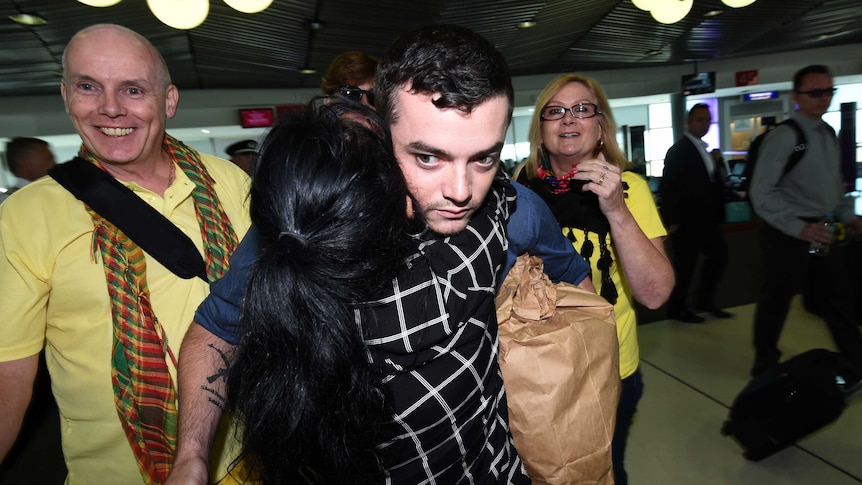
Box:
[165,84,179,119]
[60,82,70,114]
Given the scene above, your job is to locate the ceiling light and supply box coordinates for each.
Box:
[704,9,724,17]
[223,0,272,14]
[9,13,47,26]
[201,129,211,134]
[77,0,274,30]
[147,0,209,30]
[645,49,662,56]
[721,0,757,7]
[77,0,122,6]
[299,67,317,75]
[650,0,692,24]
[632,0,655,10]
[517,21,537,29]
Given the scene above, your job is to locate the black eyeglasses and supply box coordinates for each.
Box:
[540,103,602,121]
[796,87,837,99]
[338,86,375,106]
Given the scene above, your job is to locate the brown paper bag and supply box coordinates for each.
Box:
[496,254,620,485]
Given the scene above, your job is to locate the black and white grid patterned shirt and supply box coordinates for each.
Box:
[359,178,530,484]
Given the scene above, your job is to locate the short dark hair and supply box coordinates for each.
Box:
[687,103,710,119]
[320,51,380,95]
[5,137,49,175]
[793,64,832,92]
[374,24,514,124]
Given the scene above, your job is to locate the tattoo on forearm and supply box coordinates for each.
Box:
[202,343,230,410]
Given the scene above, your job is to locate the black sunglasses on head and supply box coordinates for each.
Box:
[338,86,375,106]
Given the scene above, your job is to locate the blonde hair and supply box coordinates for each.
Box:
[523,73,629,180]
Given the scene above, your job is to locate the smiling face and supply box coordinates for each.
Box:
[539,81,602,173]
[390,88,509,236]
[61,26,177,170]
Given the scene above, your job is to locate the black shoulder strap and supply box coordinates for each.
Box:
[779,119,807,176]
[49,157,208,281]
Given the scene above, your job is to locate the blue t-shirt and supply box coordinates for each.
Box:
[195,181,590,343]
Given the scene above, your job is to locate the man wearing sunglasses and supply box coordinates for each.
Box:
[749,64,862,384]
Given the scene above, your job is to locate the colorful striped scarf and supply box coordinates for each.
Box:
[80,134,238,484]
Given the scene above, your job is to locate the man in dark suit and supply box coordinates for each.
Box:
[660,103,731,323]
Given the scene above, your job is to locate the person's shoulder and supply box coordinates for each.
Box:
[511,180,543,209]
[759,122,798,153]
[198,152,249,179]
[665,137,689,154]
[621,170,648,188]
[0,175,78,221]
[197,152,252,192]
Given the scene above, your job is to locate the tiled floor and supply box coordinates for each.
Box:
[2,296,859,484]
[628,296,862,484]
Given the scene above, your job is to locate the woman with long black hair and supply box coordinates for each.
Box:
[226,101,413,483]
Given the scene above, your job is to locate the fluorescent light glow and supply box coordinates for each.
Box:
[147,0,209,30]
[9,14,47,26]
[223,0,273,14]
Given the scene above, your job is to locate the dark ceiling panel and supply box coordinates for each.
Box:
[0,0,860,98]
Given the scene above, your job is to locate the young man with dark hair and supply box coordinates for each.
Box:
[168,25,596,484]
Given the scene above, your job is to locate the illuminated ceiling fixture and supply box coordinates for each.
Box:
[650,0,693,24]
[76,0,273,30]
[147,0,209,30]
[517,20,537,29]
[223,0,273,14]
[721,0,757,7]
[632,0,756,24]
[9,13,48,26]
[77,0,121,6]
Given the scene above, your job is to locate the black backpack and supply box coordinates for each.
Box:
[741,119,835,193]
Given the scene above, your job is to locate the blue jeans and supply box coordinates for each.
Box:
[612,367,644,485]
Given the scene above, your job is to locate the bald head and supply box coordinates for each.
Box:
[63,24,171,90]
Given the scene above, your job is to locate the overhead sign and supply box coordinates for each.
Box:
[743,91,779,101]
[735,69,759,86]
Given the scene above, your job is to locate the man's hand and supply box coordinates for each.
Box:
[799,222,834,249]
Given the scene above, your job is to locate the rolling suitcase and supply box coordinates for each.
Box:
[721,348,855,461]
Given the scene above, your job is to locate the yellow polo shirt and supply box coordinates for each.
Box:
[0,152,251,484]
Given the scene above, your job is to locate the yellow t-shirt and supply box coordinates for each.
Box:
[0,152,251,484]
[560,172,666,379]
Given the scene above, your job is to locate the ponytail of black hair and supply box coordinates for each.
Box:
[226,100,412,483]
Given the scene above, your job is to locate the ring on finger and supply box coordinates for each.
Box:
[603,165,610,172]
[598,172,606,185]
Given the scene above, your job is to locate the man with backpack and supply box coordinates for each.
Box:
[749,64,862,384]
